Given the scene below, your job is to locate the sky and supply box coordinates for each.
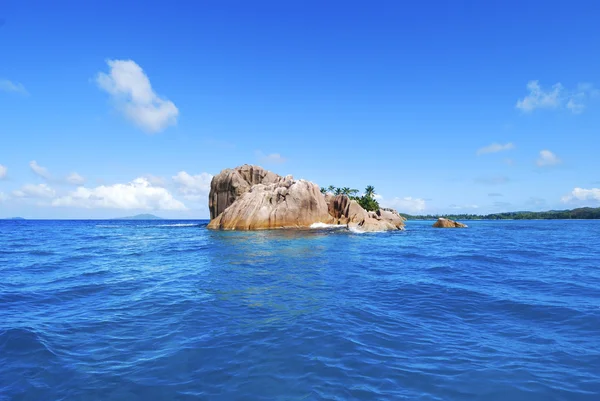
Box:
[1,0,599,219]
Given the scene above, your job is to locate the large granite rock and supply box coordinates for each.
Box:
[433,218,467,228]
[209,164,282,220]
[207,175,332,230]
[208,165,405,232]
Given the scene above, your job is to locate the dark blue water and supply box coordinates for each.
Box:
[1,220,599,400]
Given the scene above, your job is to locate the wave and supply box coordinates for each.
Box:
[348,225,387,234]
[348,225,366,234]
[309,223,347,229]
[158,223,200,227]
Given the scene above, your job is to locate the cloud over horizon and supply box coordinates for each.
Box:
[381,196,427,214]
[561,187,600,203]
[0,164,7,179]
[12,183,56,199]
[96,59,179,133]
[29,161,85,185]
[172,171,213,201]
[52,177,186,210]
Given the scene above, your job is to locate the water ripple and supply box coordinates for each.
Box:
[1,220,599,400]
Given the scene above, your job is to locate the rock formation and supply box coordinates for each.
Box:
[326,195,405,232]
[432,218,467,228]
[209,164,283,220]
[207,165,405,232]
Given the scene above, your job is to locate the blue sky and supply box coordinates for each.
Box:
[1,0,599,218]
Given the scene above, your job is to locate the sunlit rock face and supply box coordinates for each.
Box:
[433,218,468,228]
[207,165,405,232]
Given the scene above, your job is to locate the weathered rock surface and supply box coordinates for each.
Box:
[207,165,406,231]
[209,164,283,220]
[207,175,332,230]
[326,195,405,232]
[433,218,467,228]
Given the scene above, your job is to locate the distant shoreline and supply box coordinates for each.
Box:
[402,207,600,221]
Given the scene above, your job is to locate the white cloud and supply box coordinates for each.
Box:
[172,171,212,201]
[382,196,427,214]
[96,59,179,133]
[66,172,85,185]
[29,161,88,185]
[476,142,515,155]
[52,177,186,210]
[516,81,562,112]
[12,183,56,199]
[30,160,52,180]
[561,188,600,203]
[144,174,166,186]
[566,98,585,114]
[0,164,7,179]
[0,79,28,96]
[516,80,596,114]
[536,150,561,167]
[257,151,286,164]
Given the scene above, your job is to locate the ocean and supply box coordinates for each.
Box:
[1,220,599,400]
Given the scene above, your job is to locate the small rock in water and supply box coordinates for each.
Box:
[433,218,467,228]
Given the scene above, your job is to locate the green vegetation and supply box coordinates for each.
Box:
[320,185,380,212]
[401,207,600,221]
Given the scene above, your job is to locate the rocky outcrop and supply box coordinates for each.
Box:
[207,174,332,230]
[433,218,467,228]
[209,165,283,220]
[326,195,405,232]
[207,165,405,232]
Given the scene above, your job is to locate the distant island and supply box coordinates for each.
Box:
[402,207,600,221]
[114,214,164,220]
[2,217,26,220]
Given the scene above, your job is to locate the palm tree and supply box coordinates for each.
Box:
[341,187,351,195]
[348,188,359,196]
[327,185,336,194]
[334,188,343,196]
[320,187,327,194]
[365,185,375,198]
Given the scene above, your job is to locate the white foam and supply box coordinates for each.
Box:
[348,225,366,234]
[348,225,387,234]
[159,223,198,227]
[309,222,347,229]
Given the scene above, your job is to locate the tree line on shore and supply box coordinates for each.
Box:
[401,207,600,220]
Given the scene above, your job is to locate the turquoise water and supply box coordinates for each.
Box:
[1,220,599,400]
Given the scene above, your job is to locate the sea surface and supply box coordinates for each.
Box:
[1,220,599,401]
